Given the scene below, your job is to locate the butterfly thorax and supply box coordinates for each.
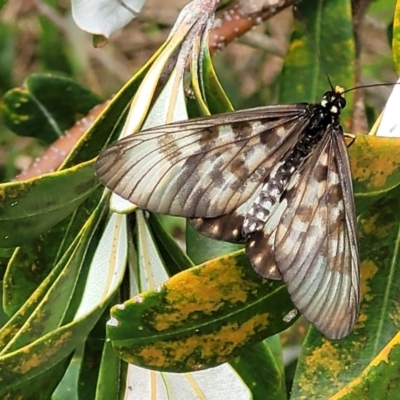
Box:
[310,90,346,129]
[242,90,346,236]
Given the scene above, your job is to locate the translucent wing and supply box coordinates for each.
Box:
[96,105,311,218]
[246,126,360,339]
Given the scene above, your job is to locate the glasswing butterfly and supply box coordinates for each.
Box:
[95,85,359,340]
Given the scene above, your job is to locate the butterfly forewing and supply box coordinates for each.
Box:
[96,105,310,218]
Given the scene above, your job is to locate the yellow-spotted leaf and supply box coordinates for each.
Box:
[0,197,116,397]
[0,304,109,398]
[350,135,400,213]
[331,331,400,398]
[107,252,298,372]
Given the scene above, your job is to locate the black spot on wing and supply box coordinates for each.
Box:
[172,153,212,214]
[230,165,252,193]
[314,164,329,183]
[231,121,254,138]
[230,157,245,172]
[191,212,246,243]
[228,157,261,193]
[156,134,182,161]
[199,126,220,148]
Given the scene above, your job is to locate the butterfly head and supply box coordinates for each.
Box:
[321,86,346,115]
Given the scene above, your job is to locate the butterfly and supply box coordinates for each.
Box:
[95,86,360,340]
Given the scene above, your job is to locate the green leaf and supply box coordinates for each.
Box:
[0,196,122,396]
[0,159,98,248]
[393,0,400,74]
[0,22,15,92]
[77,309,110,400]
[107,252,298,372]
[190,43,233,117]
[38,14,72,75]
[231,341,287,400]
[186,222,243,265]
[280,0,355,126]
[200,47,234,114]
[53,351,81,400]
[3,185,105,315]
[148,214,194,275]
[1,74,100,142]
[93,335,125,400]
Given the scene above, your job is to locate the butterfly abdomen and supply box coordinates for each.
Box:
[241,91,346,238]
[242,109,331,236]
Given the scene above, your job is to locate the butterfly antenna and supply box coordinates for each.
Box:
[326,74,335,91]
[343,82,400,94]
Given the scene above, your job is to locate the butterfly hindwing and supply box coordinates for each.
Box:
[96,105,311,218]
[246,126,359,339]
[190,183,265,242]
